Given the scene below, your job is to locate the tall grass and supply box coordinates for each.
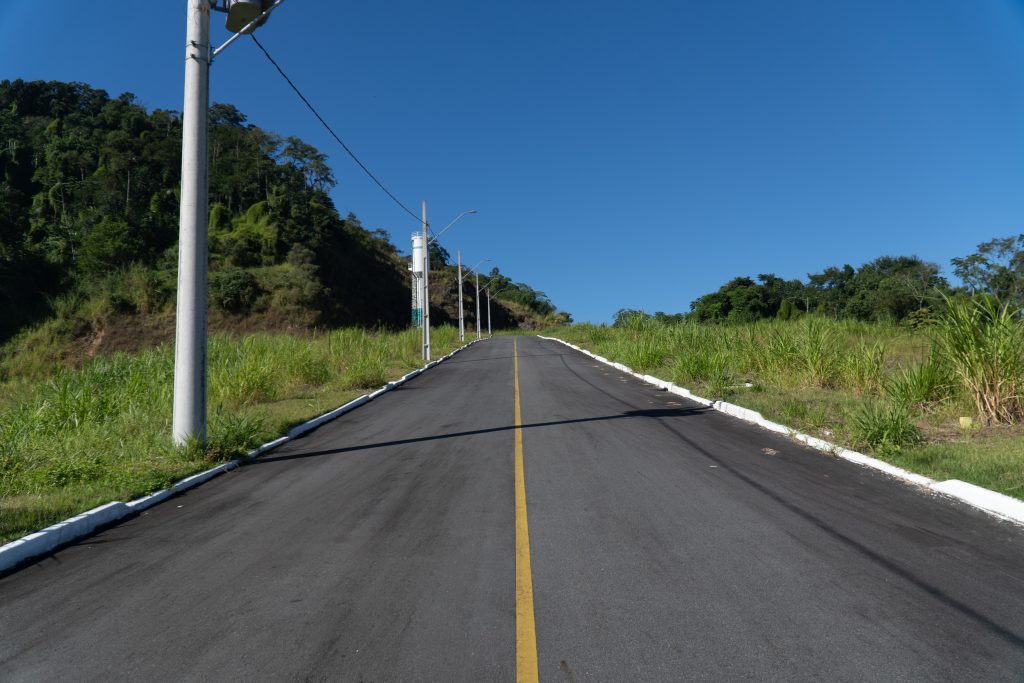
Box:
[0,326,462,543]
[850,401,922,455]
[550,311,1024,500]
[561,317,917,397]
[842,341,887,395]
[882,354,953,411]
[932,297,1024,425]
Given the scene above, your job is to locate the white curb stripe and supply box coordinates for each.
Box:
[0,502,129,574]
[0,338,484,574]
[538,335,1024,527]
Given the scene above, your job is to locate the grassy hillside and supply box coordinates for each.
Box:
[550,305,1023,500]
[0,326,466,544]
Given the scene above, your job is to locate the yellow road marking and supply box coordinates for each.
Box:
[514,338,540,682]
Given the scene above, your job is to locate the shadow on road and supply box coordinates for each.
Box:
[443,352,568,364]
[252,407,707,466]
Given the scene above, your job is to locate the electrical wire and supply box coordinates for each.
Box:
[249,33,424,226]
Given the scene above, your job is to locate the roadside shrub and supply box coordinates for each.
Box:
[78,217,143,276]
[703,371,734,399]
[256,263,323,308]
[851,401,922,454]
[206,410,265,462]
[210,267,261,314]
[883,357,952,411]
[115,263,167,314]
[777,299,798,320]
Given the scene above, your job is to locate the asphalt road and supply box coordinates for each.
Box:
[2,336,1023,681]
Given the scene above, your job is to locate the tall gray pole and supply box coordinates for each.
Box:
[422,200,430,360]
[457,250,464,342]
[475,272,481,340]
[487,289,492,336]
[172,0,211,446]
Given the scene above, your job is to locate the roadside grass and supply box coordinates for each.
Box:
[0,326,463,543]
[885,431,1024,498]
[549,316,1023,500]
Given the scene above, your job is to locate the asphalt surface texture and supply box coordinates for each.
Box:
[2,335,1023,681]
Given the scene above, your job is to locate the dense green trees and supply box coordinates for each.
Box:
[686,255,951,324]
[480,267,556,316]
[0,78,563,344]
[660,238,1024,326]
[0,79,429,342]
[951,234,1024,306]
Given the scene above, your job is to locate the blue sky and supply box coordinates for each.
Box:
[2,1,1023,322]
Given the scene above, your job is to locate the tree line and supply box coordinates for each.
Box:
[615,238,1024,327]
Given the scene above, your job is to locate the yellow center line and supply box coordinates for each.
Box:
[514,338,540,682]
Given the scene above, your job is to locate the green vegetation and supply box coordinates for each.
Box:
[0,79,565,347]
[687,256,947,324]
[0,80,411,340]
[584,236,1024,497]
[0,78,566,543]
[933,296,1024,425]
[641,233,1024,329]
[552,310,1024,499]
[0,326,462,543]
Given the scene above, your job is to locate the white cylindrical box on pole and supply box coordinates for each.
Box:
[411,233,424,327]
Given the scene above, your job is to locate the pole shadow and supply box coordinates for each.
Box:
[252,407,707,465]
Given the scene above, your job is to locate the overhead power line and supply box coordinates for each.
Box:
[249,33,424,226]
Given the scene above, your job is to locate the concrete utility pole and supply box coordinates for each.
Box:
[172,0,211,446]
[475,271,481,340]
[487,288,492,336]
[172,0,283,446]
[421,209,476,355]
[421,200,430,360]
[457,250,464,342]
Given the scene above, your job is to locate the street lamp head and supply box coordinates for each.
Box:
[429,208,480,245]
[225,0,273,33]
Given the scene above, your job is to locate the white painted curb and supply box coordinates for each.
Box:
[0,502,129,573]
[539,335,1024,527]
[0,338,484,574]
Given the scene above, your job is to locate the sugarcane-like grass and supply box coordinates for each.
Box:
[0,326,462,543]
[552,313,1023,499]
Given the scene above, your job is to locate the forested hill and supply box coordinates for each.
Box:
[0,79,563,353]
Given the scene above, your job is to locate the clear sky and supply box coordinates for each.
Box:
[2,1,1023,322]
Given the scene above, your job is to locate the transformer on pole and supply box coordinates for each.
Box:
[410,232,425,328]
